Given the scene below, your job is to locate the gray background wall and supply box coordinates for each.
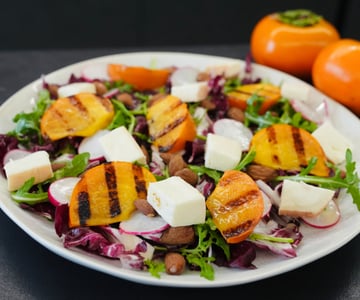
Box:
[0,0,359,50]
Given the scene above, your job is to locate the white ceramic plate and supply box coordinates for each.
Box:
[0,52,359,287]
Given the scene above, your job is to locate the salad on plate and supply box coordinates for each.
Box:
[0,52,359,282]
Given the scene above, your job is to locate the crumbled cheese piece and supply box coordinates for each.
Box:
[147,176,206,226]
[4,150,53,191]
[279,179,335,218]
[171,81,209,102]
[99,126,146,164]
[204,133,242,171]
[57,82,96,98]
[312,121,353,164]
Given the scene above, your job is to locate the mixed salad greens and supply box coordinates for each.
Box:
[0,55,359,281]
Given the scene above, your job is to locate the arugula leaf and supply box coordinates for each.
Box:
[223,77,241,93]
[105,80,133,93]
[107,100,136,133]
[8,90,52,146]
[10,177,48,204]
[244,96,317,132]
[180,213,230,281]
[52,152,90,181]
[107,96,148,134]
[188,165,222,184]
[233,149,256,171]
[249,232,294,243]
[276,149,360,210]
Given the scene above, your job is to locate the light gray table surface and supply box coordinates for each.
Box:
[0,45,359,300]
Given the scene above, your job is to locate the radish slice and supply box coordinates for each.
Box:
[170,67,200,86]
[302,199,341,229]
[290,98,328,124]
[78,129,109,160]
[3,149,31,166]
[48,177,80,206]
[81,63,110,81]
[213,118,253,150]
[119,211,170,235]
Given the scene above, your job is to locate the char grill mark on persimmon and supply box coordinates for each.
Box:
[104,163,121,218]
[218,189,261,213]
[132,164,147,199]
[78,191,91,226]
[291,126,308,168]
[69,96,88,115]
[223,220,254,239]
[266,126,281,165]
[150,115,187,140]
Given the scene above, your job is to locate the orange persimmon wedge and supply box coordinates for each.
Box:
[206,170,264,244]
[69,161,156,227]
[227,83,281,114]
[146,95,196,153]
[40,93,114,141]
[249,123,331,176]
[107,64,170,91]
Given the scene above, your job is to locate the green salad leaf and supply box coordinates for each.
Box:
[8,90,52,146]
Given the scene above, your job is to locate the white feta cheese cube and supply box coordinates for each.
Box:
[170,81,209,102]
[147,176,206,227]
[312,121,353,164]
[4,150,54,191]
[204,133,242,171]
[279,179,335,218]
[99,126,146,164]
[57,82,96,98]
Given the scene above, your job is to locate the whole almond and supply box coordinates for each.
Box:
[174,168,198,186]
[160,226,195,245]
[134,199,157,217]
[227,107,245,122]
[246,164,278,181]
[168,154,187,176]
[164,252,186,275]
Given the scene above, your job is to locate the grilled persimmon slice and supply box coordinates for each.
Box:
[249,123,331,176]
[69,161,156,227]
[40,93,114,141]
[107,64,170,91]
[206,170,264,244]
[146,95,196,153]
[227,83,281,114]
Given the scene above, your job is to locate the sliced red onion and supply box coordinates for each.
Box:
[103,88,119,99]
[256,179,281,207]
[260,191,272,217]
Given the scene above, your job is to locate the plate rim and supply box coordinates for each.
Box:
[1,50,360,288]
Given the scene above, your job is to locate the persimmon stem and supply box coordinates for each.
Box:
[277,9,322,27]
